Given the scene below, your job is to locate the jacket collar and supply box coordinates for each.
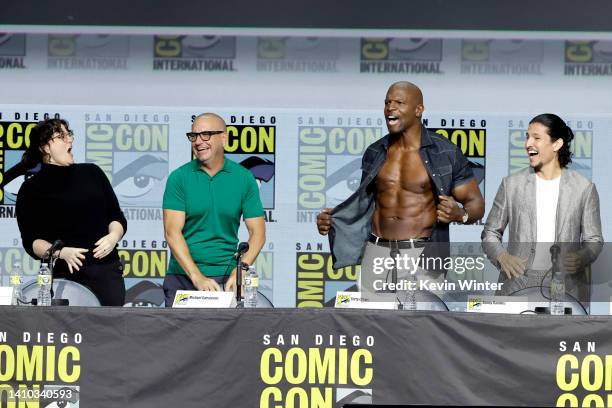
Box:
[380,123,432,150]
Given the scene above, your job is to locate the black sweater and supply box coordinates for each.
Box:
[16,163,127,276]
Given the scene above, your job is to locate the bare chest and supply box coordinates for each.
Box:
[376,149,432,193]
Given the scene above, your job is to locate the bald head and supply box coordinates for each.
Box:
[193,112,227,131]
[388,81,423,105]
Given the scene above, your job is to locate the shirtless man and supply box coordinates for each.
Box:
[316,82,484,283]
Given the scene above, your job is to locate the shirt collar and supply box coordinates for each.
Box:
[381,123,432,150]
[190,156,233,173]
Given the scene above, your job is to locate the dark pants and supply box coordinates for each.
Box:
[163,274,227,307]
[66,259,126,306]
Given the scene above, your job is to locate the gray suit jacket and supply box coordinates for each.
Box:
[482,167,603,294]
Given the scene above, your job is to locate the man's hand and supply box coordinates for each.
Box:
[191,274,221,291]
[497,251,527,279]
[563,252,583,274]
[224,268,237,293]
[437,195,464,223]
[316,208,332,235]
[59,247,89,274]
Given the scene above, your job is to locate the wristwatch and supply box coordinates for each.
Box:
[461,209,469,224]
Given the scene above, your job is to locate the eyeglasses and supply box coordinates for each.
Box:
[186,130,224,142]
[52,130,74,142]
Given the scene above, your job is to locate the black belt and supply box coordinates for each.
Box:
[368,234,431,249]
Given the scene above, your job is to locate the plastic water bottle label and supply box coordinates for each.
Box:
[10,275,22,285]
[250,276,259,288]
[37,274,51,285]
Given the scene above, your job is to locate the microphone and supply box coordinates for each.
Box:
[550,245,560,267]
[43,240,64,263]
[233,242,249,259]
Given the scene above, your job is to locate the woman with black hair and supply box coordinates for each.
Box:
[15,118,127,306]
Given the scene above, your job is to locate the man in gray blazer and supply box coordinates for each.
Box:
[482,113,603,302]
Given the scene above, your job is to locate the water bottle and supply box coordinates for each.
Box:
[549,270,565,315]
[405,274,417,311]
[243,265,258,308]
[9,262,23,306]
[549,245,565,315]
[37,263,52,306]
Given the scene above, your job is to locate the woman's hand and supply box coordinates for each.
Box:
[93,232,121,259]
[59,247,88,273]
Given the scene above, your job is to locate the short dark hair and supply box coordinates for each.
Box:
[23,118,70,167]
[529,113,573,168]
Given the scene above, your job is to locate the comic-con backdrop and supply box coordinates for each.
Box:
[0,34,610,307]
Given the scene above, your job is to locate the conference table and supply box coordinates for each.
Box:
[0,305,610,407]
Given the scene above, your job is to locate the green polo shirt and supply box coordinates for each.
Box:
[163,158,264,277]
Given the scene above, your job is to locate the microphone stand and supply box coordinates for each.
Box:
[47,242,69,306]
[236,253,243,307]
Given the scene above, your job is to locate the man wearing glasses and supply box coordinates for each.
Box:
[162,113,266,306]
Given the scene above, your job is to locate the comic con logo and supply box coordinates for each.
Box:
[565,41,612,76]
[84,114,169,210]
[256,37,339,73]
[295,246,359,308]
[555,342,612,407]
[153,36,236,71]
[118,249,167,279]
[461,39,543,75]
[0,34,26,69]
[360,38,442,74]
[507,119,593,179]
[427,118,487,197]
[0,247,41,279]
[0,331,82,407]
[47,34,130,70]
[174,293,190,305]
[297,118,383,223]
[260,333,374,406]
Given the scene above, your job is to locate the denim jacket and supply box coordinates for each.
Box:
[329,125,475,268]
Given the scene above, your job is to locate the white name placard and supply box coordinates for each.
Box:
[466,296,528,314]
[172,290,236,308]
[0,287,14,306]
[334,291,397,310]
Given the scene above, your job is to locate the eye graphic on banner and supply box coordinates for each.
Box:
[181,35,223,57]
[360,37,443,74]
[296,123,382,222]
[84,119,169,209]
[224,118,277,213]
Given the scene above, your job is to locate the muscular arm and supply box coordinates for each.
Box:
[451,179,485,224]
[163,209,220,291]
[242,216,266,265]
